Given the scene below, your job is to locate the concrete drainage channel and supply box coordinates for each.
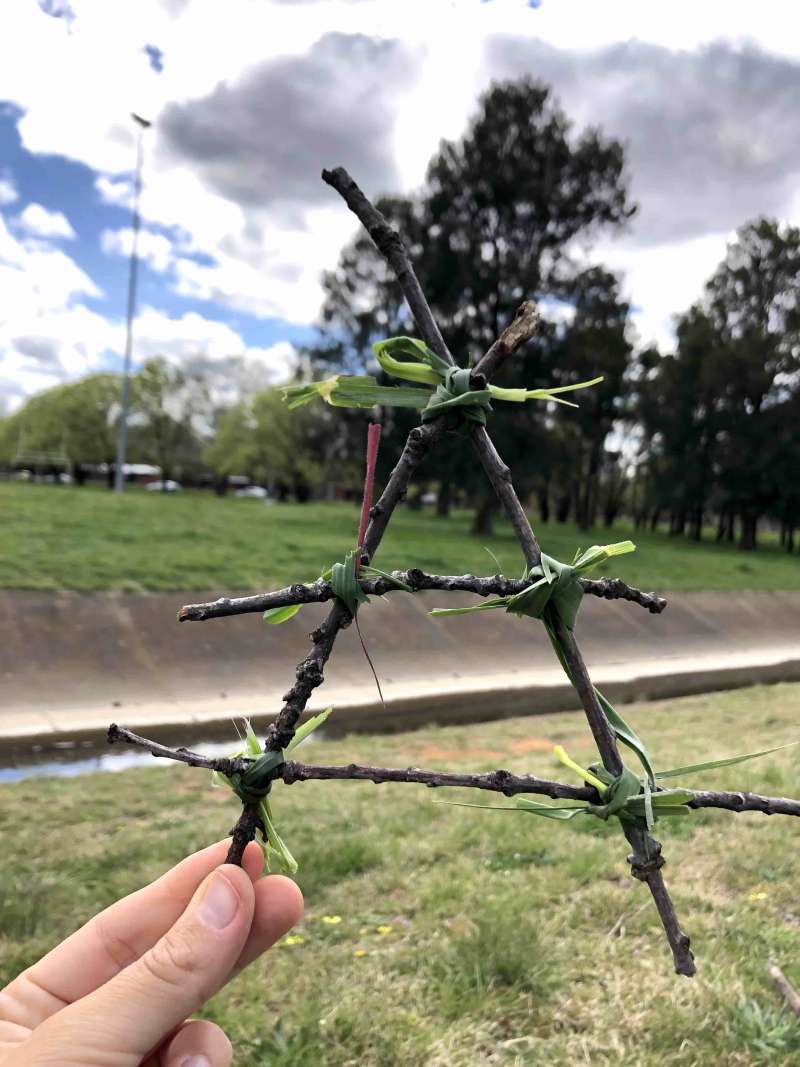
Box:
[2,589,800,780]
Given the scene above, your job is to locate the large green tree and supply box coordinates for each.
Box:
[204,389,340,501]
[129,357,209,489]
[309,78,636,532]
[705,218,800,549]
[0,373,122,484]
[634,307,723,541]
[636,219,800,550]
[546,267,633,530]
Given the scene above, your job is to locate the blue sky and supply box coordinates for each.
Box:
[1,0,799,413]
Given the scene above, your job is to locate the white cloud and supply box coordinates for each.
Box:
[100,226,175,272]
[0,213,99,308]
[2,0,800,403]
[513,0,800,57]
[591,233,731,349]
[244,340,296,383]
[17,202,76,239]
[0,176,18,205]
[0,208,296,411]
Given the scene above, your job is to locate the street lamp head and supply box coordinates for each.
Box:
[131,112,152,129]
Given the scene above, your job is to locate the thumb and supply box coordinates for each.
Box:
[28,865,255,1065]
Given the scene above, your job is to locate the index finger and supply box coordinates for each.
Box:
[0,838,263,1038]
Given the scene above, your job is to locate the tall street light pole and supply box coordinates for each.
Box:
[114,112,151,493]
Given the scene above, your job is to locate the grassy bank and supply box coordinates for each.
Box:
[2,482,797,593]
[2,684,800,1064]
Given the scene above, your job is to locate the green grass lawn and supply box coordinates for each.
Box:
[1,482,797,593]
[2,684,800,1064]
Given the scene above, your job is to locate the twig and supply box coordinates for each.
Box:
[548,612,622,772]
[471,300,540,384]
[469,371,694,973]
[622,823,695,976]
[688,790,800,817]
[107,723,246,775]
[321,167,454,367]
[280,760,595,801]
[226,803,261,866]
[767,959,800,1018]
[580,577,666,614]
[221,164,462,850]
[105,727,800,819]
[263,424,444,755]
[471,426,542,568]
[177,571,667,623]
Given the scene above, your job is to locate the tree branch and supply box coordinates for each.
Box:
[471,299,540,384]
[281,760,594,801]
[107,726,800,820]
[471,426,542,567]
[321,166,454,367]
[469,412,694,972]
[178,570,667,623]
[225,803,262,866]
[107,723,247,775]
[580,577,666,615]
[263,419,446,755]
[622,824,695,976]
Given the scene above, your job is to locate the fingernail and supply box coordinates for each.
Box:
[198,872,239,930]
[180,1057,210,1067]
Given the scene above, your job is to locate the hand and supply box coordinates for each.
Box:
[0,839,303,1066]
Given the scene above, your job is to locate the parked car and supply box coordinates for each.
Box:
[145,480,182,493]
[234,485,269,499]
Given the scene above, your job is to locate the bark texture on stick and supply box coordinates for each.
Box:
[225,803,262,866]
[178,571,666,623]
[107,725,800,818]
[281,760,596,801]
[623,824,695,976]
[471,300,540,383]
[471,426,541,567]
[321,167,453,367]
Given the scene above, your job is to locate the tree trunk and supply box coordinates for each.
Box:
[555,491,571,524]
[786,526,796,554]
[471,495,498,537]
[739,512,758,551]
[603,501,619,528]
[649,508,661,532]
[669,511,687,537]
[436,475,451,518]
[536,486,550,524]
[689,509,703,541]
[214,475,228,497]
[407,486,423,510]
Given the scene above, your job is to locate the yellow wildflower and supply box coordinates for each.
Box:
[282,935,306,946]
[376,925,393,935]
[354,948,368,958]
[748,891,768,902]
[322,915,342,925]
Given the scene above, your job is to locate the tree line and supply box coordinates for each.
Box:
[2,79,798,551]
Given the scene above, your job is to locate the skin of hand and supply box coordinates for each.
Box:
[0,839,303,1067]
